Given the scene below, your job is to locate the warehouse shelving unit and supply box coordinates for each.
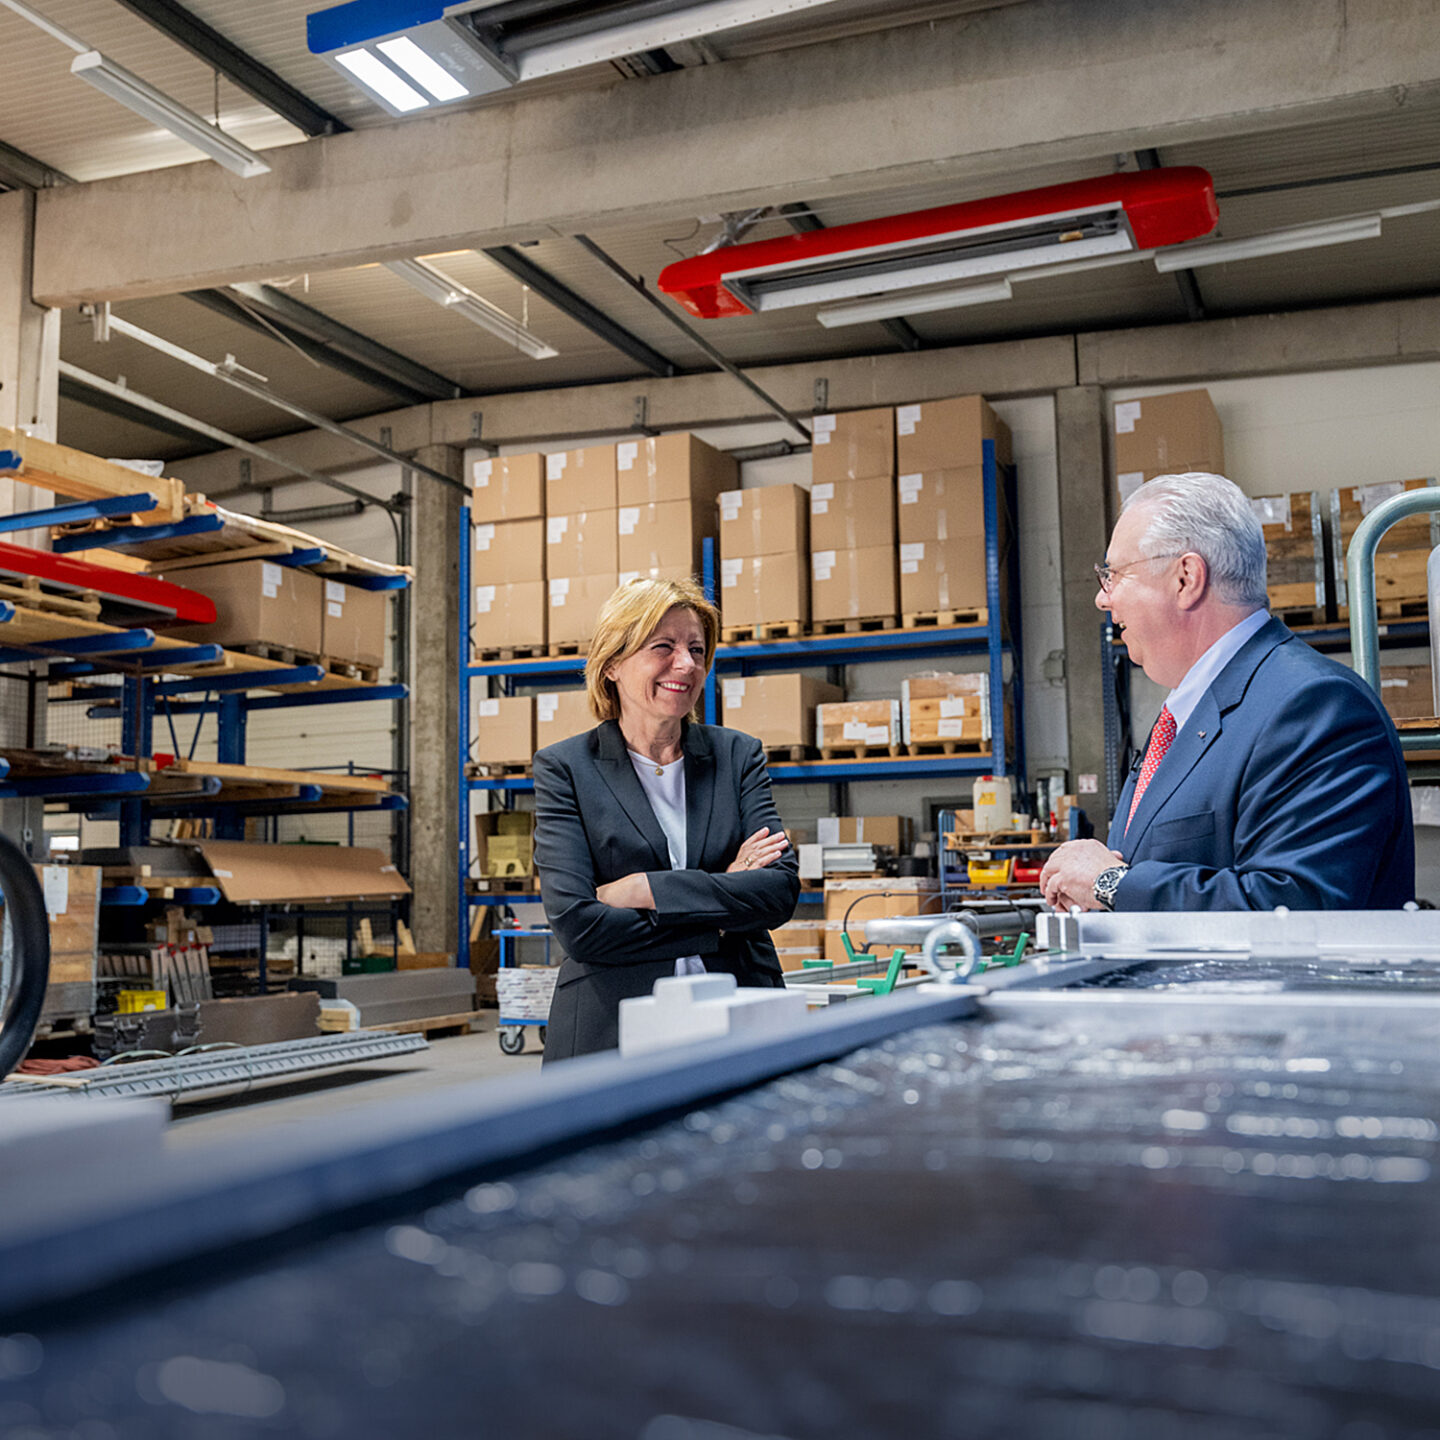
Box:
[456,439,1025,966]
[0,489,412,997]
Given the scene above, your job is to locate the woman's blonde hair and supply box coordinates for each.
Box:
[585,576,720,722]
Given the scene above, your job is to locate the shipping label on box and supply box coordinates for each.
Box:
[809,475,896,552]
[811,546,898,623]
[810,407,895,484]
[896,395,1012,474]
[718,483,809,560]
[475,516,546,585]
[469,453,545,524]
[547,445,618,515]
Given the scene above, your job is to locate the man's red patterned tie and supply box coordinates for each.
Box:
[1126,705,1177,833]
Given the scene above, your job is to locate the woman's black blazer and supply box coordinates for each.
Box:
[533,718,800,1062]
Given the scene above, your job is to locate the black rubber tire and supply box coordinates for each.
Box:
[498,1027,525,1056]
[0,831,51,1077]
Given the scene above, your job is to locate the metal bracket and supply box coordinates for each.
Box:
[814,378,829,413]
[632,396,658,435]
[87,302,111,344]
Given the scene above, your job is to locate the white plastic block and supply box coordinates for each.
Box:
[619,972,809,1057]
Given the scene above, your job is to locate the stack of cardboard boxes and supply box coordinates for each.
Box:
[473,812,536,880]
[547,445,619,650]
[1332,478,1439,620]
[471,454,547,653]
[718,483,810,636]
[618,434,737,588]
[810,407,897,625]
[1251,491,1326,620]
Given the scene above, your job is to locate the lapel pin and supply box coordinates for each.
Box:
[1197,730,1206,738]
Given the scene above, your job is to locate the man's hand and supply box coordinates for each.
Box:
[1039,840,1127,912]
[596,872,655,910]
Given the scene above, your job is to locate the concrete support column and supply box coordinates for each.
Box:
[1055,386,1113,827]
[408,446,463,957]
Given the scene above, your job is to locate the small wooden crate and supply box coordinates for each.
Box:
[1253,491,1326,623]
[1331,479,1440,619]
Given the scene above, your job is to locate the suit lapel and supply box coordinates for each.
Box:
[683,722,716,871]
[592,721,671,869]
[1120,615,1293,853]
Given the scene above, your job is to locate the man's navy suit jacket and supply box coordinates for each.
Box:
[533,719,798,1061]
[1107,615,1414,909]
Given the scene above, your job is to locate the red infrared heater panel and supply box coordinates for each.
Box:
[0,542,217,626]
[657,167,1219,318]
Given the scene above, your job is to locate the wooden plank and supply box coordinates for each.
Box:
[157,759,391,793]
[364,1010,477,1035]
[135,542,293,571]
[0,429,185,520]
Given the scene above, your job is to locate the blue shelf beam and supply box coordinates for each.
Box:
[0,628,157,666]
[273,548,327,569]
[53,513,225,553]
[173,887,222,905]
[49,644,224,678]
[0,771,149,799]
[0,491,158,534]
[100,886,149,907]
[148,664,324,697]
[332,571,410,591]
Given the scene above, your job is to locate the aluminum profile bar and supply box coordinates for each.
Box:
[575,234,810,442]
[384,258,558,360]
[481,245,676,377]
[58,362,393,510]
[90,315,467,494]
[111,0,348,137]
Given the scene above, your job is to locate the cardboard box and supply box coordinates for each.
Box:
[899,535,989,617]
[195,842,411,904]
[474,517,545,585]
[618,564,696,586]
[163,559,323,654]
[816,699,900,751]
[902,672,990,745]
[1331,479,1440,615]
[816,815,913,851]
[618,499,714,574]
[547,446,617,514]
[39,863,100,996]
[810,475,897,552]
[616,432,737,508]
[721,673,843,748]
[823,878,942,954]
[718,483,809,559]
[548,573,618,647]
[472,581,546,653]
[811,545,898,623]
[811,407,895,484]
[470,453,545,524]
[897,466,984,544]
[719,552,809,632]
[775,946,822,972]
[896,395,1011,474]
[474,812,536,877]
[474,695,535,767]
[321,579,387,669]
[1251,492,1324,615]
[535,689,594,748]
[547,509,619,577]
[1112,390,1225,504]
[1379,664,1436,722]
[769,920,823,951]
[486,835,534,878]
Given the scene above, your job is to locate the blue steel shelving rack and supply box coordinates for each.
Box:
[0,489,411,987]
[456,438,1025,969]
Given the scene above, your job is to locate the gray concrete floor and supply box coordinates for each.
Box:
[164,1011,542,1148]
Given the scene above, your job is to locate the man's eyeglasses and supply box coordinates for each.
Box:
[1093,552,1185,594]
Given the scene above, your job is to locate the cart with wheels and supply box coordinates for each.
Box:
[494,927,558,1056]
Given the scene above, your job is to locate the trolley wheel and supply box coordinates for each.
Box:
[498,1026,526,1056]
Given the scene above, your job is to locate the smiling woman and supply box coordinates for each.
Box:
[531,577,800,1063]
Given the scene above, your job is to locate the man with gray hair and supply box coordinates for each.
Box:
[1040,471,1413,912]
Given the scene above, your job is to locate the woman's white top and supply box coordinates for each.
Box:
[628,750,706,976]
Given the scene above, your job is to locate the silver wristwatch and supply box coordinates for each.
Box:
[1092,864,1129,911]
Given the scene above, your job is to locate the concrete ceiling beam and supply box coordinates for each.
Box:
[31,0,1440,307]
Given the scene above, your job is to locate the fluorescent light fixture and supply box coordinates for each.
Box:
[71,51,271,178]
[1154,215,1382,271]
[385,258,558,360]
[377,35,468,100]
[335,48,429,112]
[817,277,1013,329]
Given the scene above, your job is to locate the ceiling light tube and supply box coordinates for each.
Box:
[1154,215,1381,271]
[376,35,468,100]
[334,47,430,111]
[385,258,558,359]
[70,51,271,178]
[817,277,1013,329]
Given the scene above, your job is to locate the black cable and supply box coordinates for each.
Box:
[0,830,52,1077]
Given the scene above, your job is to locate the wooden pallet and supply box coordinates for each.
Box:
[469,876,539,895]
[902,608,987,630]
[319,656,381,683]
[476,644,547,662]
[547,641,589,657]
[819,742,905,760]
[721,620,806,644]
[469,760,533,778]
[809,615,897,637]
[906,738,990,757]
[1376,596,1432,621]
[235,642,322,667]
[762,744,813,765]
[0,578,102,620]
[365,1010,478,1038]
[1273,605,1328,628]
